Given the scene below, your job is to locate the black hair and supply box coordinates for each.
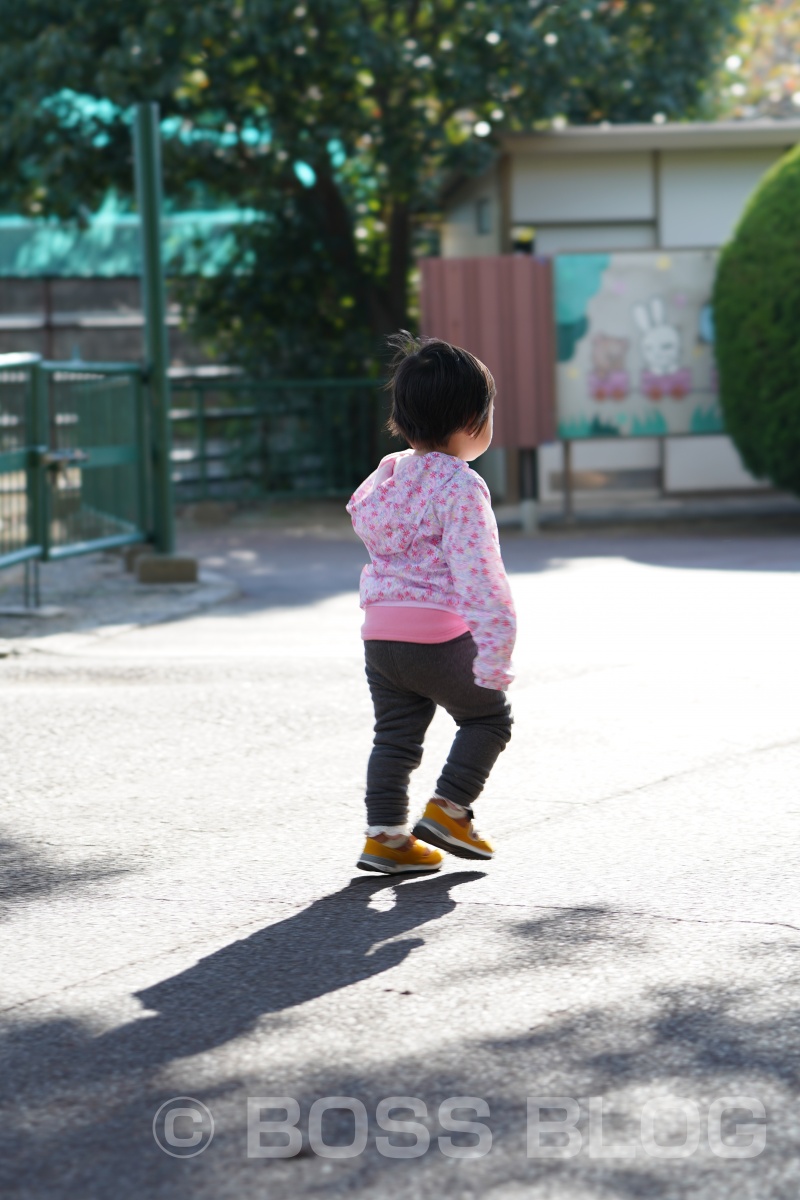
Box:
[386,331,495,452]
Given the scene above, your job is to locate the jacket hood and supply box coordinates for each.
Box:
[347,451,465,556]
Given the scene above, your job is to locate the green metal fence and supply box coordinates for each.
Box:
[2,359,391,581]
[0,356,149,572]
[170,376,390,501]
[40,363,149,558]
[0,355,42,569]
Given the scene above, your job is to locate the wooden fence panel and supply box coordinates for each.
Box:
[420,256,556,449]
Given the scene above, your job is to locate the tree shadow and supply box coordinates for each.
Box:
[0,832,127,916]
[185,523,800,626]
[507,906,651,968]
[2,944,796,1198]
[501,526,800,577]
[0,839,795,1199]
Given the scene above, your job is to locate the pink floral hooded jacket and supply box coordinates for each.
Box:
[346,450,516,691]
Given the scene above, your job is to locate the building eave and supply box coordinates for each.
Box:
[499,118,800,155]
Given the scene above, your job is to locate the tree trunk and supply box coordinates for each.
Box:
[387,198,410,329]
[363,198,411,341]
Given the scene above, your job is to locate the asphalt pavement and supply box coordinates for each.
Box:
[1,508,799,1199]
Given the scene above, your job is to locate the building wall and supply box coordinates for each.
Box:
[534,223,657,254]
[512,151,655,225]
[440,138,795,501]
[440,164,502,258]
[506,146,789,255]
[658,148,784,248]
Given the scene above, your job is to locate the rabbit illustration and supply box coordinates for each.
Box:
[634,297,680,375]
[633,297,691,401]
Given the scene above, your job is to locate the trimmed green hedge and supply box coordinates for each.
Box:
[713,145,800,495]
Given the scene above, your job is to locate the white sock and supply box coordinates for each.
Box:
[433,794,469,818]
[367,825,410,847]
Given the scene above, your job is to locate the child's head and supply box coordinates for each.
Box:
[386,332,496,453]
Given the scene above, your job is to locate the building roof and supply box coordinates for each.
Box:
[500,118,800,155]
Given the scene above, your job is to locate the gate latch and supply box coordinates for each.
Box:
[41,449,90,470]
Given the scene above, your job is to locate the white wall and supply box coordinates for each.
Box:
[535,223,656,254]
[509,146,789,251]
[535,436,770,502]
[538,439,660,503]
[659,148,784,248]
[512,152,655,222]
[449,144,791,256]
[663,436,768,493]
[440,166,502,258]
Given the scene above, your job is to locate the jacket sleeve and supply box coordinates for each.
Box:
[436,472,516,690]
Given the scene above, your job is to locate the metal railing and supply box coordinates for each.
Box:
[40,362,149,559]
[169,376,390,501]
[2,359,393,581]
[0,355,150,573]
[0,355,41,570]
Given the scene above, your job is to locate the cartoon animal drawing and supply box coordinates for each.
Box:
[589,334,630,401]
[633,297,692,400]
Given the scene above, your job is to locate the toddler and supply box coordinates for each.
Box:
[347,333,515,875]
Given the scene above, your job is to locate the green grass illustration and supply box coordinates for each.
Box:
[629,411,669,437]
[690,404,725,434]
[558,415,622,440]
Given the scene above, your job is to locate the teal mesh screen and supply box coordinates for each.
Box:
[0,195,258,278]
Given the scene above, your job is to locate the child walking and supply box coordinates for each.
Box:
[347,334,516,875]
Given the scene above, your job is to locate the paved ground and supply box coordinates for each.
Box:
[0,549,235,657]
[1,507,799,1199]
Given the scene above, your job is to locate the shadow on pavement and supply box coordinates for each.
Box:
[500,528,800,577]
[125,870,486,1065]
[0,832,127,914]
[0,871,484,1088]
[0,908,793,1199]
[178,521,800,622]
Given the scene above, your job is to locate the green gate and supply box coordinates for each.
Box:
[0,355,150,572]
[0,355,45,572]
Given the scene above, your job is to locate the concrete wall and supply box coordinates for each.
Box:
[535,224,657,254]
[507,146,788,255]
[440,164,502,258]
[537,436,768,505]
[663,435,767,493]
[512,152,655,225]
[658,148,782,248]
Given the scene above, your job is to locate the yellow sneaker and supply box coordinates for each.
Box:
[357,835,443,875]
[412,800,495,860]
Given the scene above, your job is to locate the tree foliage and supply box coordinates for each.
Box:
[0,0,743,373]
[711,0,800,120]
[713,145,800,496]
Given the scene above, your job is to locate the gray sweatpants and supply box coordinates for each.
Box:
[364,633,513,828]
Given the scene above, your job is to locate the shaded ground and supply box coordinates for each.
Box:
[1,509,799,1198]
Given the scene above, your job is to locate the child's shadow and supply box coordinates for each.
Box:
[110,870,484,1070]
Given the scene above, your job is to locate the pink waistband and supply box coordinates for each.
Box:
[362,605,470,644]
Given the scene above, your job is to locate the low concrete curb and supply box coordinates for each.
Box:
[136,554,199,585]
